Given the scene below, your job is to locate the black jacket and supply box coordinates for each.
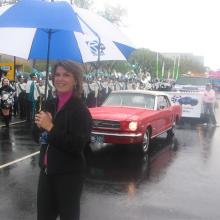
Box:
[36,96,92,174]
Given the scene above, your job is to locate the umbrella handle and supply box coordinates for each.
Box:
[38,96,42,112]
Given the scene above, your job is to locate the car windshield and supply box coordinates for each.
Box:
[102,93,155,109]
[176,77,210,86]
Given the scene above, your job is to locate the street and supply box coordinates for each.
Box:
[0,114,220,220]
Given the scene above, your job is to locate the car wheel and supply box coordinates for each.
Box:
[167,121,176,138]
[141,129,150,154]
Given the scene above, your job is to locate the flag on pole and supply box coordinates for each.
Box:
[175,55,180,79]
[161,61,165,79]
[156,52,159,79]
[172,57,176,79]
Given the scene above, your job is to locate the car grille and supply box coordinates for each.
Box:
[93,119,120,130]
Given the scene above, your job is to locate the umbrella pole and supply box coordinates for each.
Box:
[43,29,52,110]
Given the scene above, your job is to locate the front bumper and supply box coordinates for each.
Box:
[91,131,143,144]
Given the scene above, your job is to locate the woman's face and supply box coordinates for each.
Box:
[3,79,9,86]
[54,66,76,93]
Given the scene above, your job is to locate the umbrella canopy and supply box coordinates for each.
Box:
[0,1,135,62]
[0,0,82,31]
[0,0,135,100]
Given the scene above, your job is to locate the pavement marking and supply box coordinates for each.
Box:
[0,120,26,128]
[0,151,40,170]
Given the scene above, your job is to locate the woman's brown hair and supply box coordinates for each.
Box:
[52,60,83,98]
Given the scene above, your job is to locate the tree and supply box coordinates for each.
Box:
[128,48,160,77]
[73,0,93,9]
[98,60,131,75]
[97,5,126,26]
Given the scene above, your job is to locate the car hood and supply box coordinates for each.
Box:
[89,106,154,121]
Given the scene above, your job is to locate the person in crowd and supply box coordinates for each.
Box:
[36,78,45,112]
[82,77,90,104]
[0,78,15,128]
[47,73,55,100]
[16,75,27,119]
[86,78,98,107]
[11,78,18,117]
[26,73,38,122]
[34,61,92,220]
[203,83,218,126]
[0,69,7,87]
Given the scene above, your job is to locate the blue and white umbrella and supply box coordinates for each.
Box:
[0,0,135,99]
[0,1,135,63]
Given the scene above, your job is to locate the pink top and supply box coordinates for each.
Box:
[57,91,73,112]
[203,89,216,103]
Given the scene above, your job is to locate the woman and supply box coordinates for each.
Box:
[202,83,217,126]
[0,78,14,127]
[34,61,92,220]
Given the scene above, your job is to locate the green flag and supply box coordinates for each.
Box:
[175,56,180,79]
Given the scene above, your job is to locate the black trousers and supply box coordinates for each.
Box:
[203,102,217,124]
[26,100,37,122]
[37,171,83,220]
[18,92,26,119]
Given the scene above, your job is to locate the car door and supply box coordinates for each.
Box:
[163,95,173,129]
[156,95,172,132]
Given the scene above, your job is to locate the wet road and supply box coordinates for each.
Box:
[0,115,220,220]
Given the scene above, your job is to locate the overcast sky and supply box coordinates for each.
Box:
[93,0,220,70]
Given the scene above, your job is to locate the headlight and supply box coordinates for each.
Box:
[128,121,138,131]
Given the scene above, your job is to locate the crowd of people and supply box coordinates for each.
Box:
[0,69,218,128]
[0,70,175,128]
[0,72,54,127]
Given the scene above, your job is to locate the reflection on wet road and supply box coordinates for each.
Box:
[0,120,220,220]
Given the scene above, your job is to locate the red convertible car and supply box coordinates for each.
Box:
[89,90,182,153]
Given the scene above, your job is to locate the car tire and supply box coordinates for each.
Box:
[140,129,150,154]
[167,120,176,138]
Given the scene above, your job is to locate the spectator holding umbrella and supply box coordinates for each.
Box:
[34,61,92,220]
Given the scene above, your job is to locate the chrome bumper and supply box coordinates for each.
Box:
[91,131,142,138]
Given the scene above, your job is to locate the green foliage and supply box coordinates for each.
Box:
[97,5,126,26]
[112,61,131,73]
[128,48,159,76]
[127,49,206,79]
[73,0,93,9]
